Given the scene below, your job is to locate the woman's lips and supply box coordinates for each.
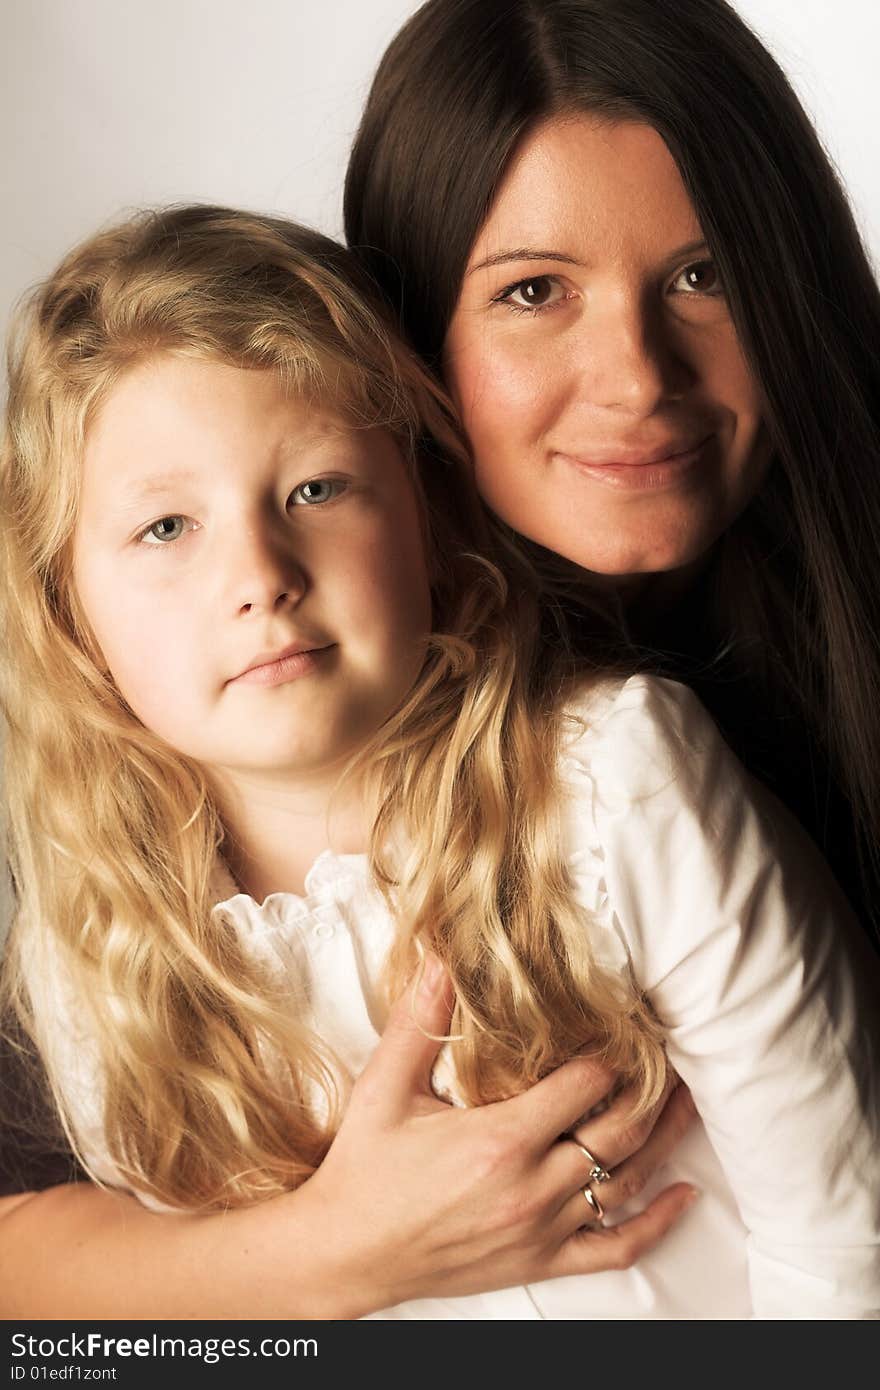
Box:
[556,436,713,491]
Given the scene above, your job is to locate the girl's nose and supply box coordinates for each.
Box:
[229,521,308,617]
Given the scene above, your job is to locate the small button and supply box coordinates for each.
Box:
[314,923,335,940]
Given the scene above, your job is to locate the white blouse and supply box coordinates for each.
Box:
[44,676,880,1319]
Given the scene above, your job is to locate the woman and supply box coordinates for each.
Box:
[344,0,880,946]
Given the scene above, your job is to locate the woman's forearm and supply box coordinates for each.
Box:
[0,966,699,1320]
[0,1180,366,1320]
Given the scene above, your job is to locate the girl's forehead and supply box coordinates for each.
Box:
[79,358,408,500]
[87,352,374,438]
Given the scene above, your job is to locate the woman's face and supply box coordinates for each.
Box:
[444,116,769,576]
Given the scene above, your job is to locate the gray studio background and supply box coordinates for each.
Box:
[2,0,879,936]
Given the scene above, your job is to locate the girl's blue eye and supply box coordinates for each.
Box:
[141,515,187,544]
[496,276,567,312]
[672,260,723,296]
[290,479,346,506]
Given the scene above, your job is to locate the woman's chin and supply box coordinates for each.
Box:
[532,530,719,582]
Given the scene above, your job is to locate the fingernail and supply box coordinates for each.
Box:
[419,951,444,997]
[683,1185,701,1207]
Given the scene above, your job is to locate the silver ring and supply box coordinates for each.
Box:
[582,1185,605,1223]
[572,1140,612,1186]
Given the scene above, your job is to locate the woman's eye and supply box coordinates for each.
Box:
[497,276,568,312]
[290,478,347,506]
[139,515,190,545]
[671,260,723,296]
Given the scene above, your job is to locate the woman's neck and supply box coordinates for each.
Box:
[620,554,712,622]
[212,767,373,902]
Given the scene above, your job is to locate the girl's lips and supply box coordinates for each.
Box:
[556,436,713,491]
[230,645,334,687]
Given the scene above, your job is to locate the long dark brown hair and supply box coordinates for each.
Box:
[345,0,880,941]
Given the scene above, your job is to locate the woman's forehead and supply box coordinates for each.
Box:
[468,115,704,271]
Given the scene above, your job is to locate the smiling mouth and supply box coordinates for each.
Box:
[556,436,713,491]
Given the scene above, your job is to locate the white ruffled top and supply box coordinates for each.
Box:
[39,676,880,1319]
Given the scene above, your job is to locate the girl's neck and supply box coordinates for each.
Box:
[212,768,373,902]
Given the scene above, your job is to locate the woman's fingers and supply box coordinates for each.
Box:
[551,1182,701,1278]
[349,952,455,1120]
[568,1083,696,1214]
[501,1053,618,1151]
[543,1083,696,1220]
[571,1080,696,1174]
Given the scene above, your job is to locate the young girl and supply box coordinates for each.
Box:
[1,206,877,1319]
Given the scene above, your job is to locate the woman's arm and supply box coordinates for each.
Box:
[0,960,697,1319]
[0,1179,354,1319]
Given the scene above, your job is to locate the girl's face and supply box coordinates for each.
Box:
[444,116,770,576]
[72,354,432,790]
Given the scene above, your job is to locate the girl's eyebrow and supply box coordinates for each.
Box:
[113,471,202,511]
[467,237,710,276]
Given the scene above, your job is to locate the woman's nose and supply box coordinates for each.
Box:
[582,298,689,415]
[228,519,308,617]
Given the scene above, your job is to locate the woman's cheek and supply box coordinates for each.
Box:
[453,334,557,455]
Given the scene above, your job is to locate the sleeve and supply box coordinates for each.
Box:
[580,675,880,1319]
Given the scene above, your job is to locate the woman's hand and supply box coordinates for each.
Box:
[0,957,695,1319]
[307,955,698,1316]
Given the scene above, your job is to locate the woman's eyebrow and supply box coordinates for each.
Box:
[663,238,710,263]
[467,237,711,276]
[467,249,580,275]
